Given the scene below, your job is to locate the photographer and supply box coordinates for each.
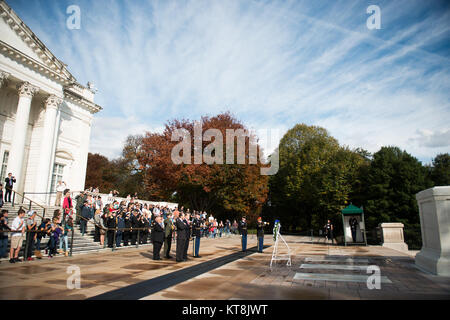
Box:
[4,173,15,203]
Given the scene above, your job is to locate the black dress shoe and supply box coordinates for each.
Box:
[194,256,201,258]
[176,259,183,262]
[9,259,15,263]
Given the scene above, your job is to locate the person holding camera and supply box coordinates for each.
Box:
[4,173,16,203]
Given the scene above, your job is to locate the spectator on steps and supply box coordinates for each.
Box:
[24,210,38,261]
[36,218,50,253]
[55,181,66,206]
[0,209,10,259]
[9,207,25,263]
[48,217,63,258]
[0,184,4,208]
[4,173,16,203]
[80,200,94,236]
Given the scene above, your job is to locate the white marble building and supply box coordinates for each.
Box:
[0,1,101,204]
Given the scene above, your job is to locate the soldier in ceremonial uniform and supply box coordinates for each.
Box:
[163,212,174,258]
[151,215,164,260]
[175,210,188,262]
[324,220,334,244]
[192,212,202,258]
[256,217,268,253]
[349,217,358,242]
[238,216,248,252]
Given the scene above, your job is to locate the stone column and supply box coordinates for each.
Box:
[379,223,408,252]
[35,95,63,203]
[0,70,10,88]
[6,82,39,192]
[415,186,450,276]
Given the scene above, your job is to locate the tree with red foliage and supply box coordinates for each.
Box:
[137,112,269,221]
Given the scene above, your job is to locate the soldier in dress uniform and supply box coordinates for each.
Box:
[174,210,188,262]
[192,212,202,258]
[349,217,358,242]
[256,217,269,253]
[163,212,174,258]
[238,216,248,252]
[151,215,164,260]
[324,220,334,244]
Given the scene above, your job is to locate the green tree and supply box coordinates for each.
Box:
[268,124,366,235]
[362,146,432,249]
[429,153,450,186]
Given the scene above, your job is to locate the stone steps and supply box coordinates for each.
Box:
[1,203,106,258]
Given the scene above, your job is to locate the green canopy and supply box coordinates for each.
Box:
[341,204,363,215]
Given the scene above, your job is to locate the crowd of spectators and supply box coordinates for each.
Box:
[0,186,239,263]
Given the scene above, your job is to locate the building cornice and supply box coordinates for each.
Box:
[0,0,103,115]
[0,1,74,82]
[63,88,102,114]
[0,39,74,85]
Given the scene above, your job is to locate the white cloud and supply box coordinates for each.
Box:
[12,0,450,161]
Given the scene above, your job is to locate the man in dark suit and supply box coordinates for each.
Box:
[130,210,140,245]
[183,212,191,261]
[163,212,174,258]
[151,215,165,260]
[4,173,16,203]
[175,210,188,262]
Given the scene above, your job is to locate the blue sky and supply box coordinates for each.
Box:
[7,0,450,163]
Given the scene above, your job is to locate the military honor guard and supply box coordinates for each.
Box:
[151,215,165,260]
[163,212,174,258]
[238,216,248,252]
[192,212,202,258]
[349,217,358,242]
[256,217,269,253]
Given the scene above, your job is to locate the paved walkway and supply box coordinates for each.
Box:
[0,235,449,300]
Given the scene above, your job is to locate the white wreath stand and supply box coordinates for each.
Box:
[270,223,292,268]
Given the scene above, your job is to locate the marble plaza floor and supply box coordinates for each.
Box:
[0,234,449,300]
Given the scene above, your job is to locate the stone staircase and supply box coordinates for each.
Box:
[0,201,105,260]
